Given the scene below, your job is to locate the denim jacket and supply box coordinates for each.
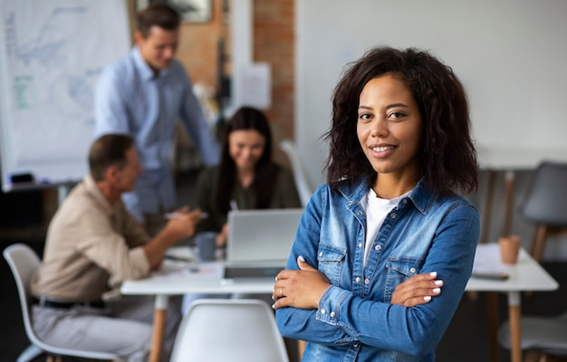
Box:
[276,177,480,361]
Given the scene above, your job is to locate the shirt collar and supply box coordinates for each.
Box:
[132,46,170,81]
[84,174,114,217]
[338,176,436,215]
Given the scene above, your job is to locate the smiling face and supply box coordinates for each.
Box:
[228,130,266,173]
[357,74,422,185]
[135,25,179,72]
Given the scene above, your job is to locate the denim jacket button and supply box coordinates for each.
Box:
[355,277,361,283]
[321,309,326,315]
[410,267,417,274]
[364,278,369,284]
[391,213,397,218]
[358,242,363,248]
[330,311,336,317]
[357,211,363,215]
[354,344,359,348]
[375,245,381,251]
[319,251,323,257]
[347,201,353,205]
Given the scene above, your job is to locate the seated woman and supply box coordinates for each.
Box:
[195,106,302,248]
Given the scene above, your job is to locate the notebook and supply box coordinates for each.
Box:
[222,208,304,281]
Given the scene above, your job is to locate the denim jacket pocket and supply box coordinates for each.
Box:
[384,257,425,303]
[317,244,346,286]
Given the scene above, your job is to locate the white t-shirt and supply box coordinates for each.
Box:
[361,189,410,268]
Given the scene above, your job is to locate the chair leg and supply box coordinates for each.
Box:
[16,343,44,362]
[531,225,548,263]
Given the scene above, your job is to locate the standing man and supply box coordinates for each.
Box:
[31,134,202,362]
[94,3,220,236]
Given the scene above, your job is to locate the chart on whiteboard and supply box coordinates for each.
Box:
[0,0,130,168]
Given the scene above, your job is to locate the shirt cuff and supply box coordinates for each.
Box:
[316,285,348,325]
[129,246,151,277]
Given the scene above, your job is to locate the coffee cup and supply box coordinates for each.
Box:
[499,235,521,264]
[194,232,217,261]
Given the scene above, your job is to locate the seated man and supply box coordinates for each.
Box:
[30,134,203,362]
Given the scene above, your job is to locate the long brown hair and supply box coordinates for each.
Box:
[215,107,278,214]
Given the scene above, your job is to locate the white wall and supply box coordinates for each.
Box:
[295,0,567,257]
[296,0,567,188]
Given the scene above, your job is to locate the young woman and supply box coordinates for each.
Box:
[272,47,480,361]
[195,106,301,248]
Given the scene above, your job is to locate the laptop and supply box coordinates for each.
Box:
[222,208,304,282]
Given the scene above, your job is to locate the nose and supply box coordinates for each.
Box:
[241,147,252,159]
[163,46,175,60]
[370,118,388,138]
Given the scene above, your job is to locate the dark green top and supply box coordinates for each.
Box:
[195,163,301,233]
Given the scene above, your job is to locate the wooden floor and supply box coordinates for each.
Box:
[1,170,566,361]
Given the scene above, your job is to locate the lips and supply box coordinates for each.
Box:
[370,145,395,152]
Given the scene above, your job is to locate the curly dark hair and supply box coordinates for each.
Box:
[215,107,278,214]
[325,46,478,196]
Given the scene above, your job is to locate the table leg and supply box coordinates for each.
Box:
[508,291,522,362]
[298,340,306,360]
[503,171,515,236]
[149,295,169,362]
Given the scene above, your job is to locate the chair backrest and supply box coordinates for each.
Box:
[170,299,289,362]
[3,243,119,361]
[3,243,43,348]
[279,139,314,207]
[519,162,567,226]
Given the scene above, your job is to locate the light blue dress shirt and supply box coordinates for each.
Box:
[276,177,480,361]
[94,47,220,221]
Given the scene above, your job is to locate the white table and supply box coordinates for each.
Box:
[121,249,275,362]
[466,243,558,362]
[121,244,558,362]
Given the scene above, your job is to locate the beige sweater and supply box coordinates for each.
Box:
[31,175,151,302]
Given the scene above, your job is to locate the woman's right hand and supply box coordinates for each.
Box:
[391,272,444,307]
[216,223,229,248]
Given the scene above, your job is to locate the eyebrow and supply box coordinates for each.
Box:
[358,103,410,111]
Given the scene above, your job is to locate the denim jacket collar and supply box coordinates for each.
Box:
[336,176,435,215]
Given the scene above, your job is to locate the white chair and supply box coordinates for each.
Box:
[279,139,314,207]
[170,299,289,362]
[3,243,121,362]
[498,312,567,361]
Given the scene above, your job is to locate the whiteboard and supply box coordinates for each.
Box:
[296,0,567,187]
[0,0,131,191]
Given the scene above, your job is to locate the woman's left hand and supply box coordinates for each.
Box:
[272,256,331,310]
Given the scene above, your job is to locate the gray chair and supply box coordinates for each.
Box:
[519,162,567,262]
[498,312,567,361]
[170,298,289,362]
[3,243,120,362]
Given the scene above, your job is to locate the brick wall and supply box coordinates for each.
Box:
[176,0,295,166]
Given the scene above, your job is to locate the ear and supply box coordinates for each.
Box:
[134,31,144,46]
[105,165,121,184]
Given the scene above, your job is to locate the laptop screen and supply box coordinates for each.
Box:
[226,208,303,266]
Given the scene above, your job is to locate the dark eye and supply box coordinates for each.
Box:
[389,112,406,120]
[358,113,371,122]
